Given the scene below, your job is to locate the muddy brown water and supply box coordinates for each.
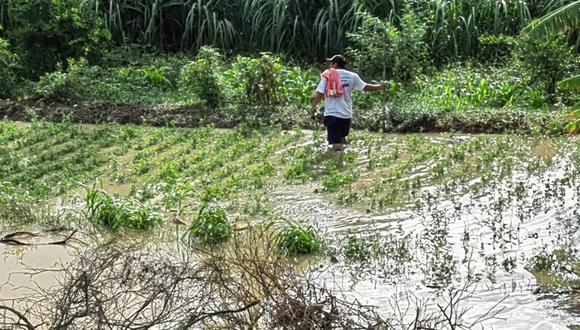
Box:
[0,236,75,306]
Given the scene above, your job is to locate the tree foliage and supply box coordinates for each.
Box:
[4,0,110,78]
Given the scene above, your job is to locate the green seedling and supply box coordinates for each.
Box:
[272,220,323,255]
[188,203,232,244]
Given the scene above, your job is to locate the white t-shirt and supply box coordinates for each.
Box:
[316,69,367,119]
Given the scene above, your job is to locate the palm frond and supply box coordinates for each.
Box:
[522,1,580,38]
[558,74,580,90]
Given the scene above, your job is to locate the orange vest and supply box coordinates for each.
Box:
[321,68,344,98]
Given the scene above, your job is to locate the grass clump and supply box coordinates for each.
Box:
[188,203,232,244]
[272,220,322,255]
[86,188,163,231]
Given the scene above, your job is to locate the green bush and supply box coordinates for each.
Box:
[30,54,187,104]
[86,188,163,231]
[477,34,517,63]
[6,0,110,78]
[393,11,430,83]
[32,58,97,102]
[272,220,322,255]
[233,53,284,105]
[280,66,318,107]
[347,12,399,81]
[179,46,224,108]
[0,30,17,98]
[513,36,579,100]
[347,11,429,83]
[189,203,233,244]
[412,64,536,110]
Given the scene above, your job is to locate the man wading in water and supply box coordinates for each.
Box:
[311,55,388,151]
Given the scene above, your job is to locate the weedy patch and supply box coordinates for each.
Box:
[271,220,323,255]
[86,188,163,231]
[188,202,233,244]
[341,234,384,262]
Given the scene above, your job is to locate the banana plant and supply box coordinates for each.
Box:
[522,1,580,132]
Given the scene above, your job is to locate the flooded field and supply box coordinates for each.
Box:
[1,121,580,329]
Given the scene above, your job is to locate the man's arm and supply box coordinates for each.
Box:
[363,81,388,92]
[311,91,324,118]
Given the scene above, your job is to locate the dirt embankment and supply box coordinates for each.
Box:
[0,99,235,128]
[0,99,570,134]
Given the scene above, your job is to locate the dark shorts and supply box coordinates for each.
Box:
[324,116,351,144]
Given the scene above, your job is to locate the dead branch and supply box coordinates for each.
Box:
[0,305,35,330]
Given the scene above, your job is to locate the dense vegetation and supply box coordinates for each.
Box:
[0,0,578,134]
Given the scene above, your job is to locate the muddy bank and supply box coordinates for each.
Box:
[0,99,236,128]
[0,99,569,134]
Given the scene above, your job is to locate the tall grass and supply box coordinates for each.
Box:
[74,0,576,59]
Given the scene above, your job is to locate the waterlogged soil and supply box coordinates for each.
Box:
[2,124,580,329]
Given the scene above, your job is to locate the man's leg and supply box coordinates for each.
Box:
[332,118,350,151]
[326,116,350,152]
[325,116,340,151]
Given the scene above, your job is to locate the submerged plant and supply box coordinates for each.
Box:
[341,234,383,262]
[272,220,323,255]
[86,188,162,231]
[188,203,232,244]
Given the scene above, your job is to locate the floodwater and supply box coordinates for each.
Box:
[0,234,76,304]
[269,135,580,329]
[2,133,580,329]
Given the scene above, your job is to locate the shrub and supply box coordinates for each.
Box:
[32,58,95,102]
[347,11,429,83]
[412,64,535,110]
[6,0,110,78]
[477,34,517,63]
[347,12,399,81]
[143,66,169,87]
[86,188,162,231]
[189,203,232,244]
[513,36,579,100]
[233,53,284,105]
[179,46,224,108]
[0,29,17,98]
[393,11,430,83]
[280,66,318,107]
[272,220,322,255]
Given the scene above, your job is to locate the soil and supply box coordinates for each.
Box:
[0,99,569,134]
[0,99,236,128]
